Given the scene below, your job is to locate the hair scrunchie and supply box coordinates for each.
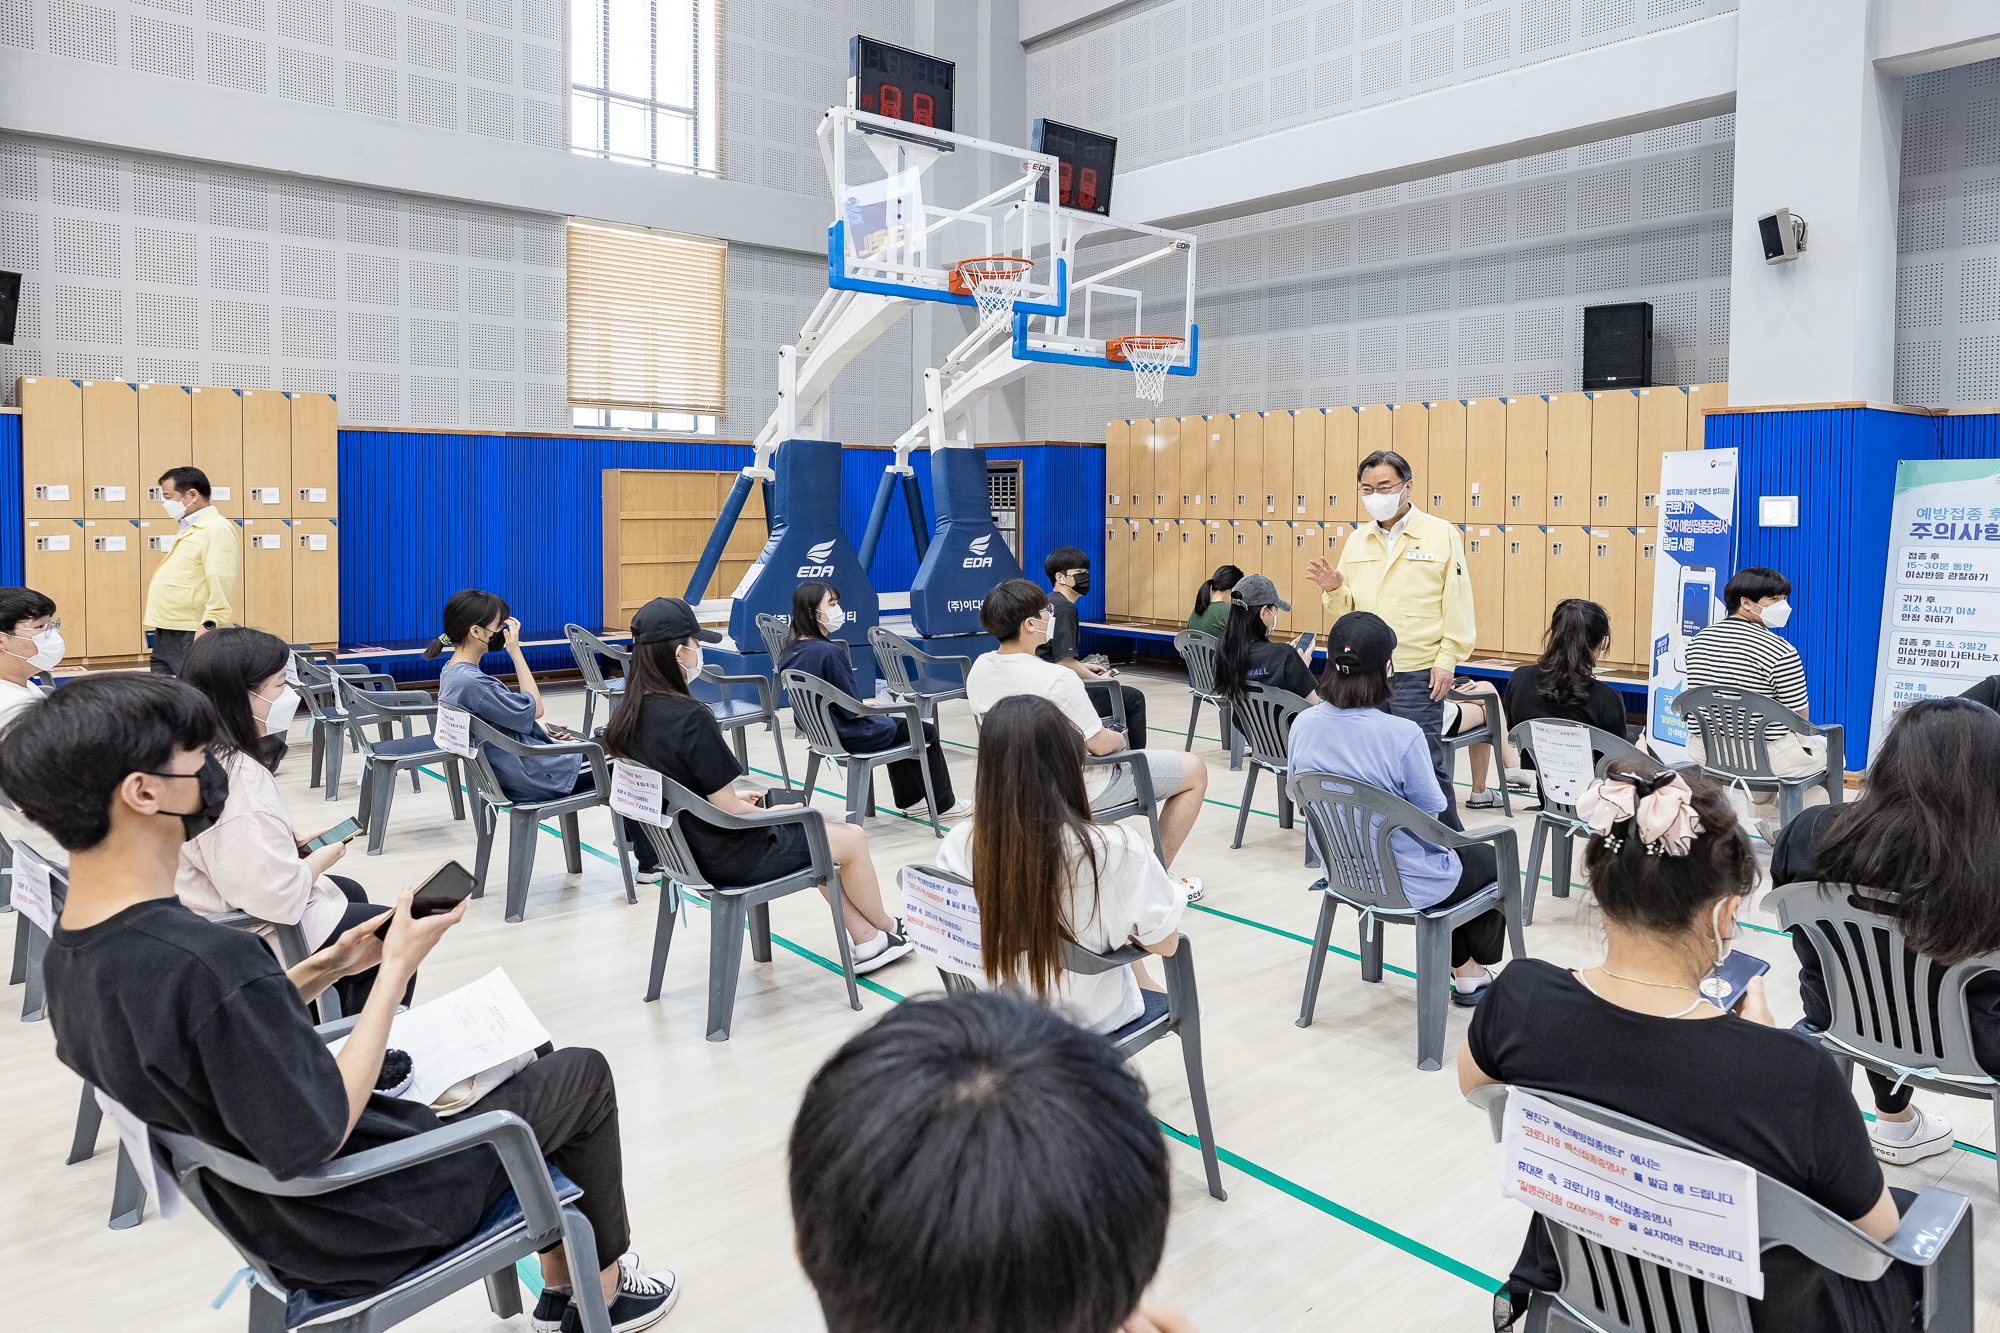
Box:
[1577,770,1702,857]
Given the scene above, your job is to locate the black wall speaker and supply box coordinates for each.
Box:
[0,272,19,346]
[1582,301,1652,390]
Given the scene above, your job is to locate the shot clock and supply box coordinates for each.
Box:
[1031,118,1118,217]
[848,36,955,136]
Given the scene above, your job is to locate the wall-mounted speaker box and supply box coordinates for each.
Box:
[0,271,20,345]
[1582,302,1652,391]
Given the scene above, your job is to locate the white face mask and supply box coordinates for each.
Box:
[1711,900,1733,970]
[29,628,63,671]
[253,683,302,735]
[1758,598,1792,629]
[162,498,186,521]
[677,643,703,676]
[1361,487,1406,523]
[820,604,846,632]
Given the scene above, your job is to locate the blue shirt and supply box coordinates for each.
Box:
[1286,704,1461,909]
[778,637,897,752]
[438,663,581,803]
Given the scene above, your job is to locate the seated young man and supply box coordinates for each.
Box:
[968,579,1208,900]
[790,992,1196,1333]
[0,584,61,727]
[1039,544,1149,748]
[7,674,679,1333]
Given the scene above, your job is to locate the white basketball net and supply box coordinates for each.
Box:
[1122,340,1180,403]
[970,276,1024,333]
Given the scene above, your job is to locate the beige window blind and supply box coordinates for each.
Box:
[566,219,727,416]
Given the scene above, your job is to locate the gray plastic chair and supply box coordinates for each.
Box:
[1085,748,1167,861]
[908,862,1226,1201]
[1441,683,1513,818]
[1672,685,1845,827]
[458,714,636,922]
[1289,771,1526,1070]
[636,773,860,1041]
[332,676,466,856]
[781,670,944,837]
[869,625,971,739]
[1173,630,1233,754]
[691,662,791,785]
[754,611,791,662]
[293,652,398,801]
[563,624,629,738]
[1506,720,1649,925]
[1773,879,2000,1199]
[1229,683,1310,849]
[157,1101,614,1333]
[1465,1084,1974,1333]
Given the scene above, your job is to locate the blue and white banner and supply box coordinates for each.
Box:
[1644,449,1738,764]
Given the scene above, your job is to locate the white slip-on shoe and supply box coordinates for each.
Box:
[1870,1110,1955,1166]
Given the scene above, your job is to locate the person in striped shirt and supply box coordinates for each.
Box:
[1681,566,1826,840]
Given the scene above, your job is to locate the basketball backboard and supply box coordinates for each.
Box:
[1012,209,1199,387]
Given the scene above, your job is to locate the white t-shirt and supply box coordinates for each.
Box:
[935,820,1185,1033]
[965,649,1114,801]
[0,677,46,731]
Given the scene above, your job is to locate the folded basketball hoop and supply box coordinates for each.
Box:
[1106,335,1185,404]
[952,256,1035,334]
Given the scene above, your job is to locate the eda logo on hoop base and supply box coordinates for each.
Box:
[796,539,837,579]
[961,534,994,570]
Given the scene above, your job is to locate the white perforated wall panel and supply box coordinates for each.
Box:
[1895,59,2000,408]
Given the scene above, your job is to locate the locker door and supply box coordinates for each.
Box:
[1465,398,1505,523]
[1259,522,1292,632]
[82,381,140,519]
[1291,409,1326,521]
[1173,417,1202,520]
[1291,523,1323,636]
[1391,400,1428,510]
[138,518,173,604]
[293,519,341,645]
[191,386,245,518]
[1204,521,1227,594]
[82,519,143,657]
[1686,382,1728,454]
[1425,399,1466,521]
[1356,403,1392,486]
[1150,520,1177,621]
[1589,527,1638,667]
[1635,528,1659,674]
[25,519,88,657]
[1324,405,1359,521]
[1231,412,1262,525]
[1502,525,1547,656]
[1464,523,1503,655]
[242,389,293,517]
[289,391,339,516]
[1546,527,1591,631]
[20,377,83,520]
[139,383,193,506]
[1177,518,1204,623]
[1152,416,1183,519]
[1591,389,1640,525]
[1260,411,1293,521]
[1635,385,1686,522]
[1545,393,1591,521]
[1200,415,1232,512]
[1105,518,1127,619]
[1321,524,1353,634]
[1504,395,1548,525]
[1105,418,1131,519]
[240,518,296,640]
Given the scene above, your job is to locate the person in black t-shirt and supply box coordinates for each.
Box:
[1214,575,1318,706]
[606,597,915,975]
[1488,598,1633,808]
[1038,546,1150,748]
[8,673,680,1333]
[1462,759,1916,1333]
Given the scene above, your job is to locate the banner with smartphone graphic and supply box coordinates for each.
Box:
[1645,449,1739,763]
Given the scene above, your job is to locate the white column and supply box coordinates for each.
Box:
[1726,0,1902,406]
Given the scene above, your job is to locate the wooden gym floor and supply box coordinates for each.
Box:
[6,663,2000,1332]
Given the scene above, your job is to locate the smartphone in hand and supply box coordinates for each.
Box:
[1293,631,1316,656]
[1699,950,1770,1011]
[375,859,478,937]
[300,816,363,856]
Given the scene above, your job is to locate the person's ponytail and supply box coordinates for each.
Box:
[1193,564,1244,618]
[425,589,509,660]
[1536,598,1610,706]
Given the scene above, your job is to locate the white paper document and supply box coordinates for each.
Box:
[94,1089,183,1219]
[1528,720,1595,806]
[434,705,476,758]
[610,760,667,827]
[900,866,984,978]
[9,845,55,934]
[331,967,551,1107]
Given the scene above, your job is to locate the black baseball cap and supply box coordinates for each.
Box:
[631,596,722,646]
[1327,612,1396,675]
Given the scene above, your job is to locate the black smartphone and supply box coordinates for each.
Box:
[1699,950,1770,1012]
[300,816,363,856]
[1293,631,1316,655]
[374,860,478,938]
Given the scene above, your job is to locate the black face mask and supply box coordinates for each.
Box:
[150,753,230,841]
[485,629,507,653]
[1069,572,1092,595]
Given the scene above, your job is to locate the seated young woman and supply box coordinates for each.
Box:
[178,626,406,1014]
[1184,564,1242,639]
[1214,574,1318,706]
[430,589,585,797]
[1462,759,1919,1333]
[1772,695,2000,1165]
[1289,612,1505,1006]
[1439,676,1530,811]
[935,694,1184,1034]
[606,597,914,974]
[778,580,967,821]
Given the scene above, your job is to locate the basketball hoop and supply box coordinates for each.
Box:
[1106,335,1186,404]
[952,256,1035,334]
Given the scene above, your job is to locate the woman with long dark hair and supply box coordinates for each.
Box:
[177,626,404,1012]
[1503,597,1629,735]
[777,580,965,820]
[935,695,1184,1032]
[1774,696,2000,1165]
[1185,564,1243,638]
[608,596,914,974]
[1214,574,1317,705]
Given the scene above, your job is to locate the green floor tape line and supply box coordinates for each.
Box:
[1186,901,1419,981]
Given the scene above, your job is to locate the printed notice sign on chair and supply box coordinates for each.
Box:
[1500,1088,1762,1298]
[610,760,666,827]
[10,844,54,934]
[900,866,983,978]
[1529,720,1595,807]
[434,706,476,758]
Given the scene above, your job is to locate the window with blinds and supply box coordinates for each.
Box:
[566,220,726,417]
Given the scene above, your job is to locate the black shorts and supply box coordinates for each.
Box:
[698,822,812,888]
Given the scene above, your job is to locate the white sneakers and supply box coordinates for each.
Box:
[899,797,973,820]
[1178,875,1204,902]
[1870,1109,1955,1165]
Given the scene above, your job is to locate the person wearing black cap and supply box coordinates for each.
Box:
[1214,574,1318,706]
[1288,612,1507,1005]
[605,597,915,974]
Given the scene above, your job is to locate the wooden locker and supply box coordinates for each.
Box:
[1391,400,1428,507]
[1230,412,1262,524]
[1635,528,1660,675]
[1255,522,1289,632]
[293,518,340,645]
[1202,520,1226,592]
[242,389,292,518]
[24,519,87,657]
[289,391,338,516]
[1105,419,1131,519]
[1504,395,1548,525]
[1130,418,1158,520]
[1197,415,1230,512]
[1425,399,1466,521]
[84,518,142,657]
[82,381,140,519]
[1545,393,1591,521]
[1323,406,1359,521]
[1291,523,1323,636]
[1589,526,1639,667]
[1291,409,1326,521]
[239,518,295,640]
[1590,389,1640,525]
[192,386,245,518]
[1177,518,1204,623]
[1104,518,1126,619]
[1120,519,1146,622]
[1464,522,1504,655]
[1173,417,1203,520]
[1546,528,1591,635]
[1686,382,1728,453]
[1319,524,1352,634]
[1155,417,1187,518]
[1152,520,1180,621]
[1634,386,1686,521]
[1502,525,1547,656]
[1465,398,1505,523]
[138,517,173,601]
[139,383,192,505]
[1136,418,1170,519]
[20,376,83,519]
[1260,411,1293,521]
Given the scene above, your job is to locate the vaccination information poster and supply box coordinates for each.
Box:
[1868,459,2000,763]
[1645,449,1738,764]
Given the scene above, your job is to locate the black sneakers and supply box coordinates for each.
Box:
[557,1255,680,1333]
[531,1286,573,1333]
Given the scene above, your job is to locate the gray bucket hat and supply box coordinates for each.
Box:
[1234,573,1292,613]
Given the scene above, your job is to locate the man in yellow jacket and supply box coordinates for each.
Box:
[143,467,239,676]
[1306,449,1476,829]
